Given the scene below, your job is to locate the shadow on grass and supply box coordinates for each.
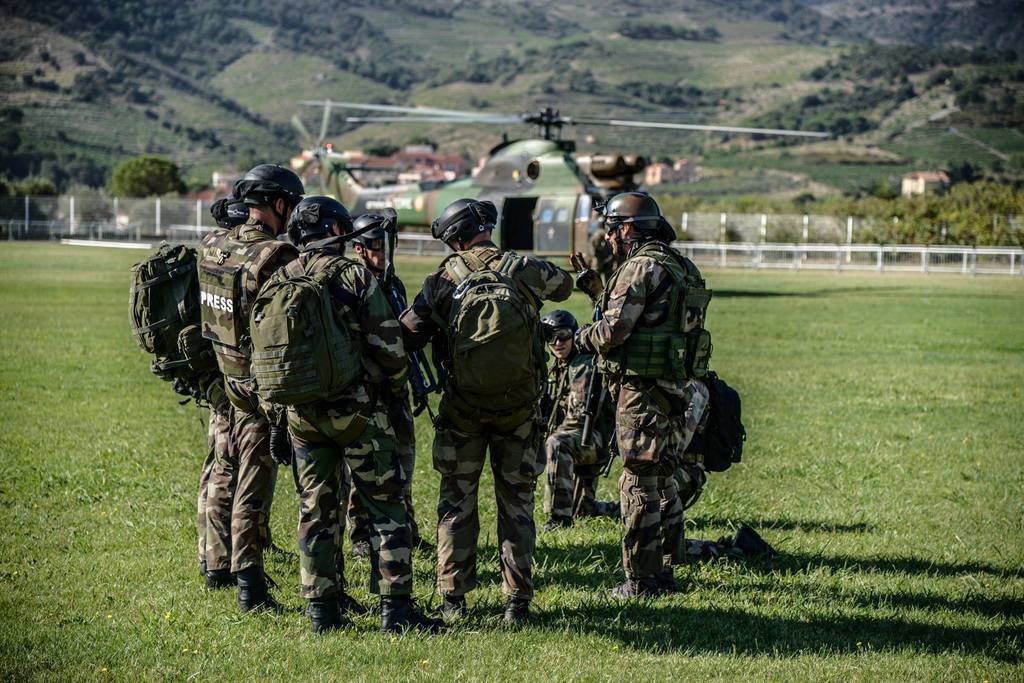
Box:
[775,550,1022,580]
[532,601,1022,661]
[690,514,874,534]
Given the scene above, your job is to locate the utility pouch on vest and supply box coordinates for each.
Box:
[198,248,244,350]
[682,329,713,379]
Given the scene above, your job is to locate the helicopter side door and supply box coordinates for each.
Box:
[534,196,576,256]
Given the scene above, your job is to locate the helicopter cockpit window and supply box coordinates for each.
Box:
[472,155,529,188]
[555,208,569,224]
[539,207,554,223]
[526,159,541,181]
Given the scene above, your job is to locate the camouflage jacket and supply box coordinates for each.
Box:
[295,236,408,397]
[577,239,705,397]
[545,349,595,436]
[399,240,573,356]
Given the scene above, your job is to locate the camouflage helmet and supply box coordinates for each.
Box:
[431,198,497,244]
[351,211,397,248]
[209,196,249,229]
[286,195,353,245]
[540,309,578,342]
[601,192,661,231]
[233,164,305,208]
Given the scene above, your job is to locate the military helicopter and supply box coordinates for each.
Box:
[290,100,828,256]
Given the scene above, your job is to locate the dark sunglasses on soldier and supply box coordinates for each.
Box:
[360,239,385,252]
[544,327,574,343]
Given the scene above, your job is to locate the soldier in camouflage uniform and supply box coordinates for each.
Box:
[573,192,712,598]
[341,216,431,559]
[589,223,625,284]
[198,165,303,612]
[279,196,442,634]
[399,198,573,623]
[538,309,618,532]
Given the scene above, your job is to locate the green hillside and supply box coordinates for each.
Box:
[1,0,1022,198]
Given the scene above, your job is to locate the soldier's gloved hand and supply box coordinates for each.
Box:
[570,251,603,301]
[574,324,595,355]
[268,424,293,466]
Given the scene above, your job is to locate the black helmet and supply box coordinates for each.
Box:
[601,192,661,231]
[351,212,397,248]
[431,198,497,244]
[209,196,249,229]
[233,164,305,208]
[286,195,353,245]
[540,309,578,342]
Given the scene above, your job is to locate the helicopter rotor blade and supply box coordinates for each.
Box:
[291,114,314,145]
[344,115,521,125]
[317,101,332,143]
[300,99,514,121]
[573,117,830,138]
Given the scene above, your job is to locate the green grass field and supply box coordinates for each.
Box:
[0,243,1021,680]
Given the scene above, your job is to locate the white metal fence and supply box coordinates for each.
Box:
[4,195,1023,276]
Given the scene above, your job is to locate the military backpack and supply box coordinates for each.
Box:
[248,257,362,405]
[686,371,746,472]
[129,243,217,384]
[440,249,545,414]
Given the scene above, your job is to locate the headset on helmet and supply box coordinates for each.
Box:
[232,164,305,208]
[430,198,497,244]
[351,212,397,248]
[286,195,353,245]
[209,196,249,229]
[540,309,579,343]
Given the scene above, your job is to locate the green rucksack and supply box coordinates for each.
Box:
[442,250,545,414]
[129,243,217,383]
[249,257,362,406]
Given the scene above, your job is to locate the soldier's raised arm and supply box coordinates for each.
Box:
[514,255,573,303]
[399,277,443,353]
[577,258,664,354]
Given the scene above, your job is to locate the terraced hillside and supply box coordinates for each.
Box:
[1,0,1021,198]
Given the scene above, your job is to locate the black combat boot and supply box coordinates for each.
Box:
[440,594,466,619]
[591,501,620,519]
[236,567,281,613]
[732,524,778,559]
[350,540,371,558]
[503,597,530,624]
[380,596,445,633]
[205,568,235,589]
[607,577,660,600]
[307,598,345,634]
[541,515,572,533]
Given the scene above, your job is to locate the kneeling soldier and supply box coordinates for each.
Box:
[539,309,618,532]
[262,196,442,634]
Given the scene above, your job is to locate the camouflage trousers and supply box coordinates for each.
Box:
[614,379,708,582]
[197,396,236,571]
[542,428,604,519]
[288,393,413,599]
[206,381,278,573]
[433,403,543,600]
[342,395,422,546]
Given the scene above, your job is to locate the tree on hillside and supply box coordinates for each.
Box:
[108,156,186,197]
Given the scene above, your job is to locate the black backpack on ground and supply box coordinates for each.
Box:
[687,371,746,472]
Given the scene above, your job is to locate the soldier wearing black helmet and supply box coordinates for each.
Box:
[571,191,712,599]
[399,198,573,623]
[267,196,442,634]
[341,214,432,560]
[197,164,303,613]
[538,309,618,533]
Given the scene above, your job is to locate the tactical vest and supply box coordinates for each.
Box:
[197,225,294,379]
[597,241,713,380]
